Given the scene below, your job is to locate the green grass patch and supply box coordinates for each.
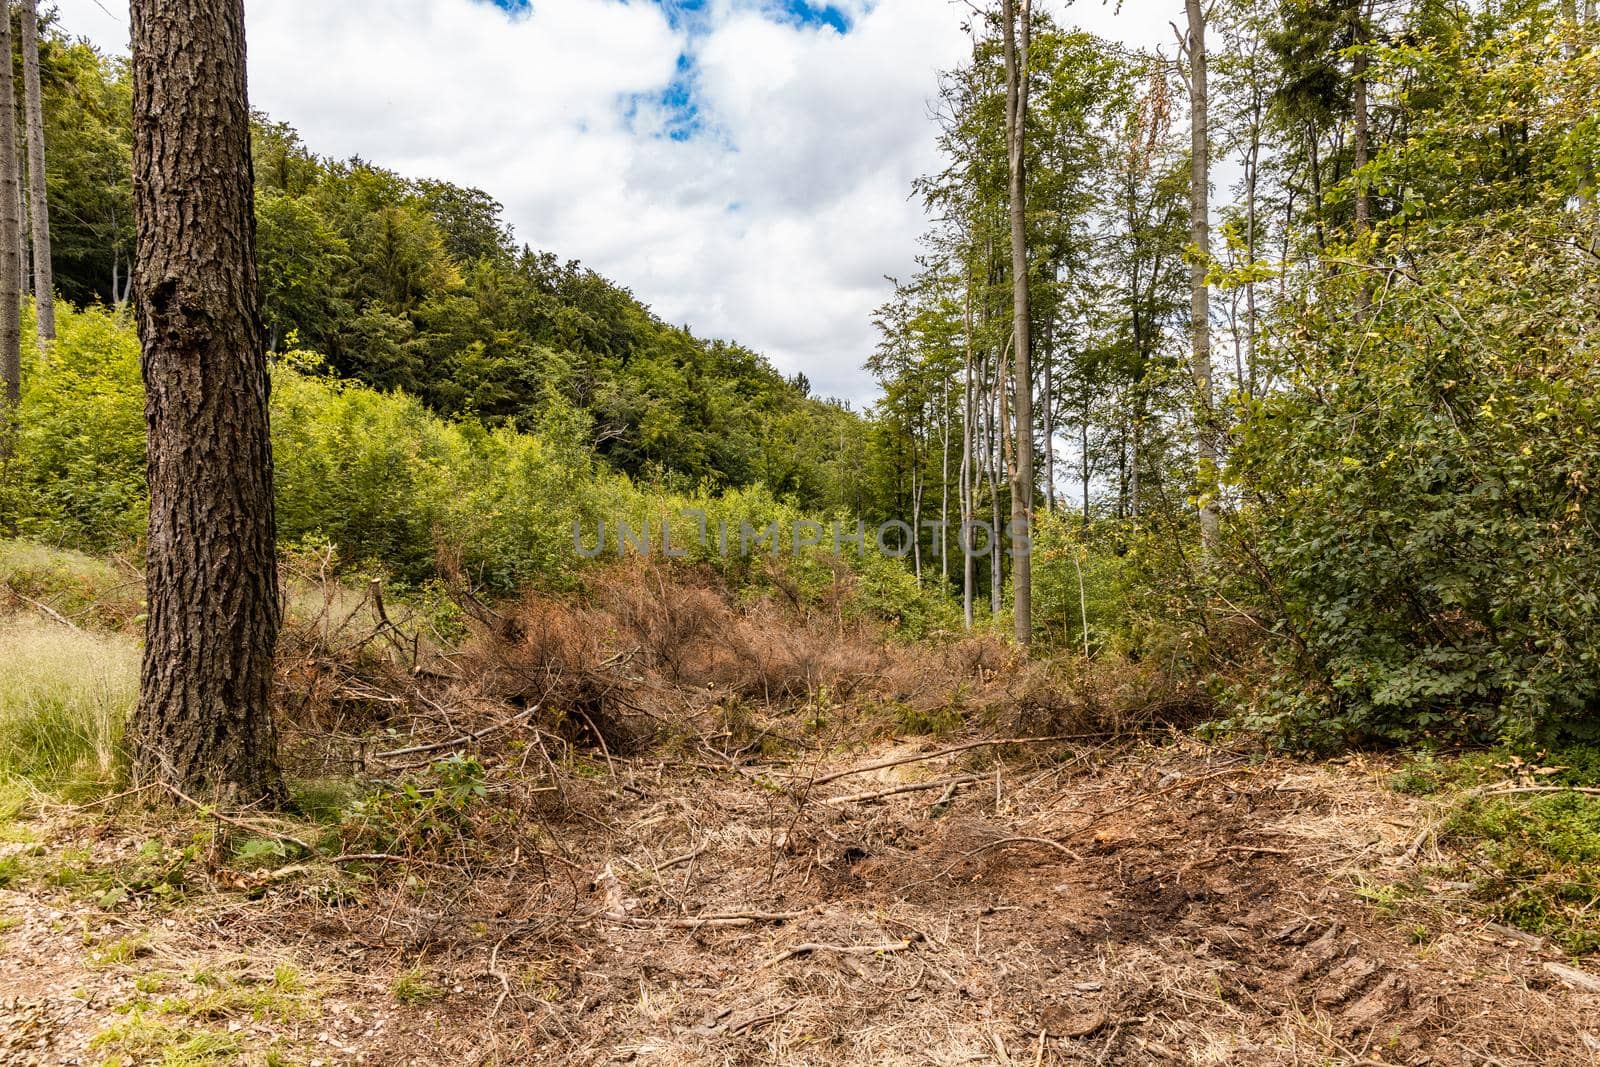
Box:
[390,966,445,1005]
[94,960,318,1066]
[1389,746,1600,955]
[91,1014,244,1066]
[1444,790,1600,954]
[287,778,360,824]
[90,933,154,967]
[0,615,136,791]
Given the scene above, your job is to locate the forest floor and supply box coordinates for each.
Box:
[4,733,1599,1066]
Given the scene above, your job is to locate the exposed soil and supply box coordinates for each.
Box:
[4,737,1598,1066]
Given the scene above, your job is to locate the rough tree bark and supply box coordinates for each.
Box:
[1002,0,1034,647]
[0,12,23,459]
[21,0,54,346]
[1185,0,1220,557]
[128,0,285,805]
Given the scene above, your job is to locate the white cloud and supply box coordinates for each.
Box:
[52,0,1173,404]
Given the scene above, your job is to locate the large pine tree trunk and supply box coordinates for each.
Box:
[20,0,54,345]
[1002,0,1034,648]
[1186,0,1220,556]
[128,0,284,806]
[0,13,23,459]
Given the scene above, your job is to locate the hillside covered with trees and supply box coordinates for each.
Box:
[23,10,867,512]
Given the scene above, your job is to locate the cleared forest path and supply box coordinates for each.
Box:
[3,736,1598,1065]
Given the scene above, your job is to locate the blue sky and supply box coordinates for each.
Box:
[490,0,854,32]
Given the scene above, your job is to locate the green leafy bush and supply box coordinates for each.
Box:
[2,306,146,549]
[1030,511,1126,654]
[1223,222,1600,745]
[0,307,942,631]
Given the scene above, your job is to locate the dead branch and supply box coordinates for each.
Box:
[484,936,513,1017]
[1484,785,1600,798]
[374,705,538,761]
[161,783,317,857]
[759,937,918,968]
[4,582,81,630]
[1544,961,1600,993]
[604,909,805,930]
[822,774,985,806]
[804,733,1104,788]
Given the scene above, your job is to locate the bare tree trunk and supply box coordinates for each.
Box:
[1351,13,1370,238]
[985,340,1003,618]
[20,0,54,346]
[962,278,975,628]
[1563,0,1597,244]
[1042,309,1055,514]
[1080,408,1090,525]
[1128,412,1141,516]
[911,432,923,585]
[17,152,29,299]
[1306,127,1327,257]
[1002,0,1034,648]
[1185,0,1220,557]
[0,13,23,461]
[940,373,951,585]
[1244,120,1260,398]
[128,0,284,806]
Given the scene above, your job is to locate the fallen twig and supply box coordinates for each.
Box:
[655,842,708,872]
[606,909,805,930]
[4,583,81,630]
[374,706,538,761]
[822,774,985,806]
[483,936,512,1017]
[759,936,917,968]
[804,734,1104,788]
[1484,785,1600,798]
[160,783,317,857]
[962,836,1084,862]
[1544,961,1600,993]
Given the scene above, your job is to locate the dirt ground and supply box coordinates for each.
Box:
[4,734,1599,1067]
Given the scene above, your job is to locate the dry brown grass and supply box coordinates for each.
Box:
[391,560,1189,769]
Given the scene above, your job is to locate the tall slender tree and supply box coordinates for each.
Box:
[1002,0,1035,646]
[20,0,54,346]
[128,0,285,804]
[0,10,23,459]
[1184,0,1220,555]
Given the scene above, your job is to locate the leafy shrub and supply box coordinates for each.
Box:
[1,305,146,548]
[1222,222,1600,745]
[0,307,948,634]
[1030,511,1126,654]
[338,754,489,857]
